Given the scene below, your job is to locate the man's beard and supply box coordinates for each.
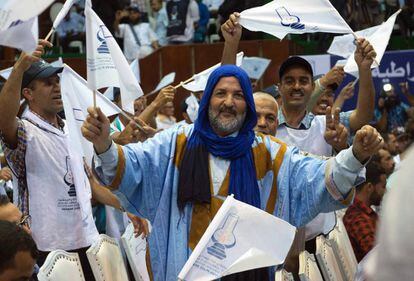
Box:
[208,105,246,135]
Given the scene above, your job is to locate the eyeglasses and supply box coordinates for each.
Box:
[17,214,31,228]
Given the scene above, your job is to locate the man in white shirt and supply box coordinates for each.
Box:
[150,0,169,46]
[0,41,98,280]
[115,4,160,62]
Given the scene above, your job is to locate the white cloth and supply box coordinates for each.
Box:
[85,2,143,114]
[168,0,199,42]
[365,146,414,281]
[22,110,98,251]
[156,115,176,130]
[239,0,353,40]
[0,17,38,52]
[276,115,336,240]
[117,22,158,61]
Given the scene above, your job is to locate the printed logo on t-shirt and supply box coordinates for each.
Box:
[64,156,77,197]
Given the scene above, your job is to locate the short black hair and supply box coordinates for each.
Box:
[0,194,10,206]
[356,162,385,189]
[0,220,38,272]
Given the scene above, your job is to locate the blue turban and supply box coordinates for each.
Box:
[177,65,260,210]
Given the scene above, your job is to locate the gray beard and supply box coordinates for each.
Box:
[208,107,246,135]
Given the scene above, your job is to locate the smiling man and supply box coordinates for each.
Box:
[0,42,98,280]
[83,64,383,281]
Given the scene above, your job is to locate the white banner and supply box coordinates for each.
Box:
[53,0,76,29]
[85,1,143,114]
[344,10,401,77]
[241,57,271,80]
[0,0,54,31]
[178,196,296,280]
[0,17,38,52]
[239,0,353,39]
[183,52,244,93]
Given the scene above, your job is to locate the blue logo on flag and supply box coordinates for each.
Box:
[207,213,238,260]
[276,7,305,30]
[97,26,110,54]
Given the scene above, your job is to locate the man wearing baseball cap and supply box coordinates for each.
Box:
[0,41,98,280]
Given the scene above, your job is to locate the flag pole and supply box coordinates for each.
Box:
[352,77,359,87]
[93,90,97,109]
[351,32,380,66]
[44,27,55,42]
[173,76,195,90]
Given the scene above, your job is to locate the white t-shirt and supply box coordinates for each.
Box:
[18,111,98,251]
[117,22,158,61]
[276,114,336,240]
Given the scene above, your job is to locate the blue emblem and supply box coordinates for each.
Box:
[96,25,110,54]
[207,213,238,260]
[276,7,305,30]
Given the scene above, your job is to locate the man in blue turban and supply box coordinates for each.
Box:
[82,65,383,280]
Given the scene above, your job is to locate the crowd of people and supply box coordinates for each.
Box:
[49,0,414,56]
[0,2,414,281]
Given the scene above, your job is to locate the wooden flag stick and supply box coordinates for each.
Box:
[352,77,359,87]
[93,90,97,109]
[173,76,195,90]
[44,28,55,42]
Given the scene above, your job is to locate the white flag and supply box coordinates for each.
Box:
[130,58,141,83]
[121,222,152,281]
[239,0,353,39]
[178,195,296,280]
[149,72,176,95]
[344,10,401,76]
[328,25,379,59]
[53,0,76,29]
[241,57,271,80]
[0,0,54,31]
[0,17,38,52]
[183,52,244,93]
[60,64,121,163]
[0,66,12,80]
[185,94,199,123]
[85,1,143,114]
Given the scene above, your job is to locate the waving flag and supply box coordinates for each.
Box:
[183,52,244,93]
[178,196,296,280]
[85,0,143,114]
[344,10,401,76]
[328,25,379,59]
[0,0,54,31]
[52,0,76,29]
[0,17,38,52]
[239,0,353,39]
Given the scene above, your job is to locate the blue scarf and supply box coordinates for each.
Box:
[177,65,260,210]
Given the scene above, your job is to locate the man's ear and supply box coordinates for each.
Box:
[22,88,33,102]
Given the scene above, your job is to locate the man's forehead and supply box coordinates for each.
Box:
[281,66,313,79]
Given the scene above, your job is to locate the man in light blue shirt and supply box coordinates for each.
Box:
[82,64,383,280]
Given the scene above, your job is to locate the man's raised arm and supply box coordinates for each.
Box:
[0,40,50,148]
[221,12,242,65]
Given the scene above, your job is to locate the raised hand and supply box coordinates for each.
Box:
[127,213,150,238]
[325,106,349,152]
[0,167,12,182]
[338,82,355,100]
[320,66,345,88]
[81,107,112,154]
[152,86,175,109]
[15,39,52,72]
[221,12,242,44]
[354,38,377,69]
[352,125,384,163]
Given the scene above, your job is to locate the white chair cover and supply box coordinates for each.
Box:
[328,218,358,280]
[275,268,294,281]
[86,234,129,281]
[298,251,323,281]
[315,236,345,281]
[37,250,85,281]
